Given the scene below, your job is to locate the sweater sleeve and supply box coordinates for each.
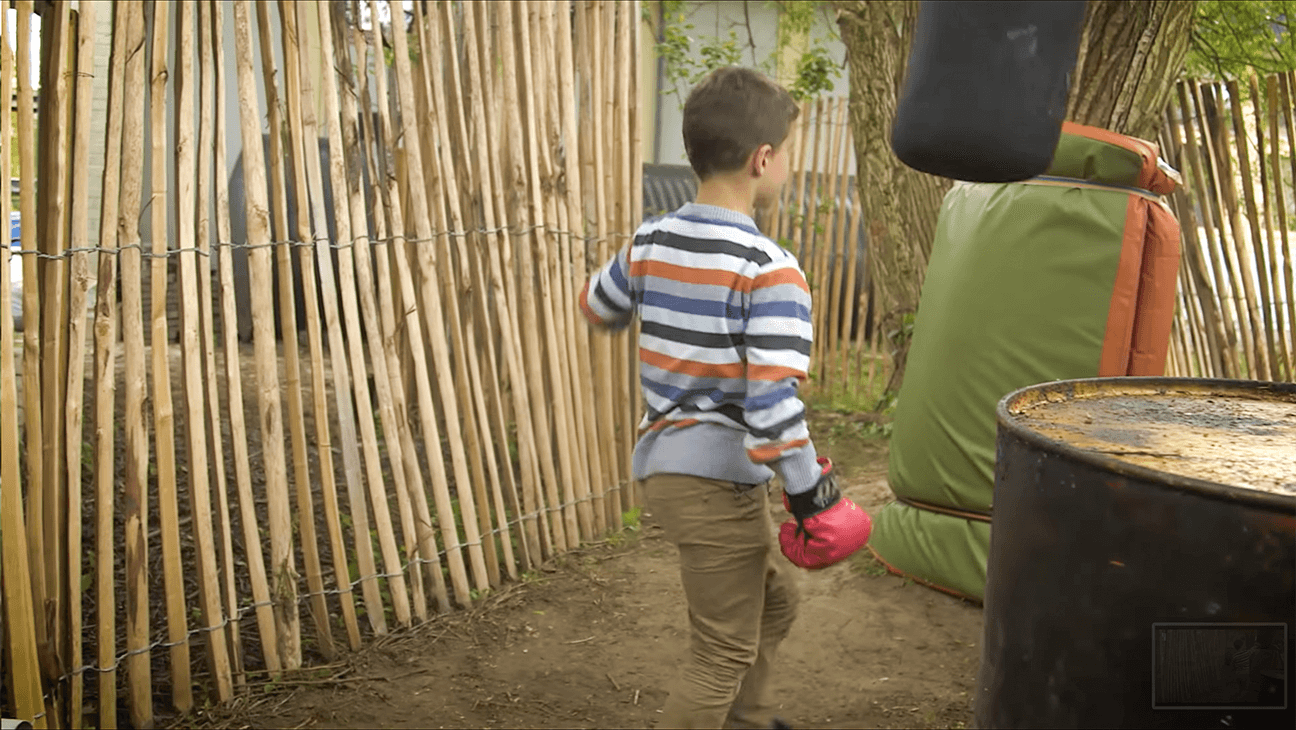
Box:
[580,244,634,331]
[742,256,821,495]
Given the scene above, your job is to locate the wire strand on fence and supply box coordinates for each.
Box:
[48,478,637,685]
[4,224,635,262]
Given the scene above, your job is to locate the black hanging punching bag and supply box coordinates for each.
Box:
[890,1,1087,183]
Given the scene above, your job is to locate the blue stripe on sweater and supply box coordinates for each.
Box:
[640,290,744,320]
[642,377,743,406]
[746,385,797,411]
[608,255,630,294]
[750,300,810,321]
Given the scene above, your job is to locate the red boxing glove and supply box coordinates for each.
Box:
[779,457,871,570]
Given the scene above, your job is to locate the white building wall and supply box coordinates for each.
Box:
[648,1,853,176]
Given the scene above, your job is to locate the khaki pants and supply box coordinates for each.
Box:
[643,474,800,730]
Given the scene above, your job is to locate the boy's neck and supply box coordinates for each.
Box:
[693,175,757,219]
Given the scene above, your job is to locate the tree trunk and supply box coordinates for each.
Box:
[835,0,951,403]
[836,0,1193,407]
[1067,1,1195,140]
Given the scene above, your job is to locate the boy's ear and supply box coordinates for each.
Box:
[751,143,774,177]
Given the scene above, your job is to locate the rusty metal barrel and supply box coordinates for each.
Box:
[976,377,1295,729]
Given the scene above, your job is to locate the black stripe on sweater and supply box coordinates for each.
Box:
[636,228,774,267]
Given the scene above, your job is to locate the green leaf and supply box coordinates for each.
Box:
[1187,1,1296,79]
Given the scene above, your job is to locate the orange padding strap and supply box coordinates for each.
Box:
[866,545,984,605]
[1060,121,1178,195]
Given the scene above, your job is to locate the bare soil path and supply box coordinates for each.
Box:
[181,411,984,730]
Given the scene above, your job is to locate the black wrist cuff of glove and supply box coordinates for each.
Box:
[785,468,842,521]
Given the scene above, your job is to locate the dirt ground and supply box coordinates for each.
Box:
[181,409,984,730]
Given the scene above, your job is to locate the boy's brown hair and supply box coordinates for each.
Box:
[682,67,799,180]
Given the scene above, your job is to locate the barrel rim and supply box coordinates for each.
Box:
[996,376,1296,510]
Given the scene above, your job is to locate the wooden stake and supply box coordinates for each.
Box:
[424,0,506,586]
[1253,74,1287,379]
[1179,83,1241,378]
[321,2,401,632]
[232,0,302,670]
[0,4,48,725]
[526,0,582,549]
[807,99,834,387]
[590,0,626,530]
[174,1,238,700]
[490,0,553,562]
[16,0,50,693]
[839,179,863,396]
[114,0,154,722]
[823,98,851,389]
[329,0,445,617]
[1176,86,1235,378]
[626,1,645,496]
[314,0,388,636]
[293,0,416,628]
[37,13,74,713]
[172,0,234,700]
[772,120,800,245]
[61,5,98,723]
[501,0,568,555]
[211,0,281,678]
[1161,102,1227,378]
[91,1,128,723]
[619,1,640,508]
[811,99,835,385]
[331,0,446,620]
[282,0,395,637]
[790,95,815,262]
[459,0,528,573]
[553,0,602,540]
[197,0,243,686]
[387,0,436,609]
[366,0,475,608]
[1278,72,1296,378]
[1269,74,1295,378]
[1203,81,1265,378]
[396,0,495,589]
[577,0,618,533]
[613,0,638,512]
[1227,77,1278,380]
[251,3,328,652]
[146,2,198,709]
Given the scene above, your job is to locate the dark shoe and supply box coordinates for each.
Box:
[769,719,793,730]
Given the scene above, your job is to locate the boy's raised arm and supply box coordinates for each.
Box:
[746,255,872,570]
[580,245,634,331]
[742,257,821,494]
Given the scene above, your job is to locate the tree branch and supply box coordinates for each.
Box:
[742,0,758,66]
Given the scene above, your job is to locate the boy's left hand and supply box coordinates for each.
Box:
[779,458,872,570]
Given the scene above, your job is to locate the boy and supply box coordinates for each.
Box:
[580,67,871,729]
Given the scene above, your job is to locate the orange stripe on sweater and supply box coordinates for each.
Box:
[629,259,753,292]
[748,439,809,463]
[640,347,744,380]
[752,266,810,294]
[747,363,806,382]
[579,281,606,326]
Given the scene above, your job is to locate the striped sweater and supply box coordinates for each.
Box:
[580,203,820,495]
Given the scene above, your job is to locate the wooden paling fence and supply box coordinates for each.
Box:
[1161,73,1296,383]
[760,96,882,403]
[0,1,642,727]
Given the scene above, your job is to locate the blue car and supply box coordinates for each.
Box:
[10,210,21,331]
